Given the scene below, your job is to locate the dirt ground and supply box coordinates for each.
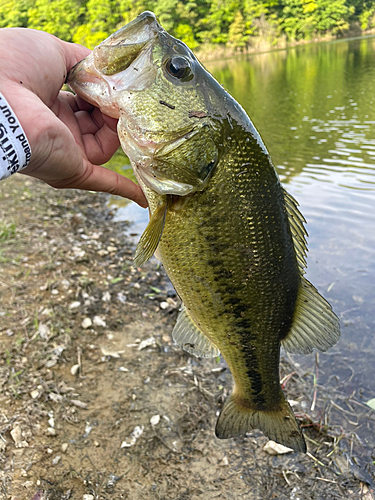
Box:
[1,175,375,500]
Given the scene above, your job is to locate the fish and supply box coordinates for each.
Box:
[67,11,340,453]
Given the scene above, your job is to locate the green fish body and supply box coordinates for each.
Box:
[68,12,340,453]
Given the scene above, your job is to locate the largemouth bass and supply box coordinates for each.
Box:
[68,12,340,453]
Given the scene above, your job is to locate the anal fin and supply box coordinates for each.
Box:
[172,305,220,358]
[282,277,340,354]
[134,199,168,267]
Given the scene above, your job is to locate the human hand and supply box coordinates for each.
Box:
[0,28,147,208]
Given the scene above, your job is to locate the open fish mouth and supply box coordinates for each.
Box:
[67,12,162,117]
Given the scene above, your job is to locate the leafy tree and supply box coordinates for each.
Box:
[27,0,84,41]
[118,0,154,26]
[228,10,249,47]
[72,0,119,47]
[0,0,33,28]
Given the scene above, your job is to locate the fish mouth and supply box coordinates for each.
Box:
[67,11,162,117]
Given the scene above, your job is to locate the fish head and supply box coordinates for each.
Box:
[68,11,239,196]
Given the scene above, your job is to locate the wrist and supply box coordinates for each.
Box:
[0,91,32,180]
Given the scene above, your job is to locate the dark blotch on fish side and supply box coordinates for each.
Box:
[159,100,176,109]
[189,110,207,118]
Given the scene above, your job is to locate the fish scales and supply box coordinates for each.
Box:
[68,11,340,453]
[159,122,300,412]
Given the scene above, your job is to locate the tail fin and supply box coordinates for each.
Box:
[215,393,306,453]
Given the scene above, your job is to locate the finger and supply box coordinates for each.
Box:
[55,162,148,207]
[81,121,120,165]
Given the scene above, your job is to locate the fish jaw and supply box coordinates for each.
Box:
[67,11,161,118]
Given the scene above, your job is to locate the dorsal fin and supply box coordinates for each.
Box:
[283,188,308,274]
[282,277,340,354]
[282,188,340,354]
[172,305,220,358]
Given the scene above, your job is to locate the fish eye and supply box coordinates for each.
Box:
[165,56,193,82]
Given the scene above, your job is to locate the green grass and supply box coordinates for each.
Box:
[0,220,16,242]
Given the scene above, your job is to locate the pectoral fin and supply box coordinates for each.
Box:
[134,200,168,267]
[281,277,340,354]
[173,305,220,358]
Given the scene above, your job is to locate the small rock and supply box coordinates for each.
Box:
[52,455,61,465]
[97,249,109,256]
[93,315,106,327]
[117,292,127,304]
[107,246,117,252]
[150,415,160,426]
[38,323,50,340]
[61,443,68,453]
[263,440,294,455]
[159,301,169,310]
[47,428,56,436]
[51,289,59,295]
[133,282,141,289]
[81,318,92,329]
[69,301,81,310]
[138,337,156,350]
[94,441,100,447]
[166,297,178,308]
[70,364,80,376]
[10,426,22,446]
[45,357,58,368]
[102,291,111,302]
[49,393,63,403]
[41,308,53,316]
[118,366,129,372]
[30,389,40,399]
[120,425,144,448]
[220,456,229,466]
[83,495,94,500]
[10,426,28,448]
[70,400,88,409]
[59,279,70,291]
[100,346,124,358]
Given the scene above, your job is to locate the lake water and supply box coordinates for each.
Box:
[109,36,375,456]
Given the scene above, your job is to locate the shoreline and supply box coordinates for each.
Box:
[0,176,374,499]
[196,27,375,62]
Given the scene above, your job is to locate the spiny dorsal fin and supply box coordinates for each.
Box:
[283,188,308,274]
[172,305,220,358]
[282,277,340,354]
[133,199,168,267]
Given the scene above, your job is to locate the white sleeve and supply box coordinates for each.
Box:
[0,92,32,180]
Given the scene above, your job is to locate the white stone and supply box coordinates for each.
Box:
[82,318,92,329]
[38,323,50,340]
[263,440,294,456]
[138,337,156,350]
[150,415,160,426]
[70,364,80,376]
[93,316,106,327]
[69,301,81,310]
[30,389,40,399]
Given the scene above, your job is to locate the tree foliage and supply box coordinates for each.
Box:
[1,0,374,49]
